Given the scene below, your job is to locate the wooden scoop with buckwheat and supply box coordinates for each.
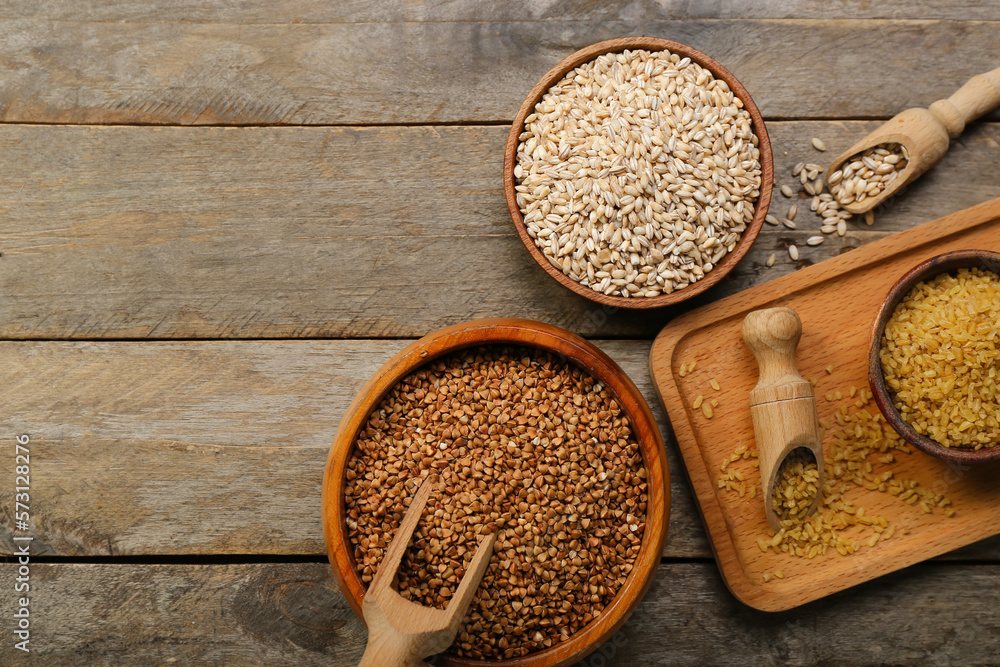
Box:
[358,476,497,667]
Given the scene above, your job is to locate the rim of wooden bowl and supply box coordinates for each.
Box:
[868,249,1000,463]
[321,318,671,667]
[503,36,773,310]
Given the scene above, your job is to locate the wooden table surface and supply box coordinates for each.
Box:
[1,2,999,665]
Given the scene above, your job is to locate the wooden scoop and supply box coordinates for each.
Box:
[358,477,497,667]
[827,65,1000,215]
[743,307,824,531]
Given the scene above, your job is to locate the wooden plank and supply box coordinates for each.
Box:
[1,561,999,665]
[0,20,997,125]
[3,1,997,22]
[622,562,1000,666]
[2,338,996,562]
[0,339,707,559]
[1,121,998,340]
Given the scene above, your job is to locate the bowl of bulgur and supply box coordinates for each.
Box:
[322,318,670,666]
[504,37,772,309]
[869,249,1000,462]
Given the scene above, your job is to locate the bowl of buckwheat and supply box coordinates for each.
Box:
[322,318,670,666]
[504,37,773,308]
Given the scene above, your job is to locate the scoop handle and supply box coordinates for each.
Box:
[742,307,810,403]
[929,66,1000,138]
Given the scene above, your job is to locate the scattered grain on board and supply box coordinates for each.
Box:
[788,245,799,261]
[766,253,776,267]
[880,267,1000,449]
[718,390,956,571]
[515,48,762,299]
[346,346,648,658]
[780,184,795,198]
[811,137,827,151]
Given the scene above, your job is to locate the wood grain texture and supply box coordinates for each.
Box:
[650,198,1000,611]
[0,121,998,340]
[3,1,998,22]
[0,338,696,559]
[0,20,997,124]
[2,561,999,666]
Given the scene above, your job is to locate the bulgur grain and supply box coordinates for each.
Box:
[880,267,1000,448]
[719,390,956,571]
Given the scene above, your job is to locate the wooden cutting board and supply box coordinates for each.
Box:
[649,197,1000,612]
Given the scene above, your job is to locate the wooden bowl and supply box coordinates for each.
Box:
[868,249,1000,463]
[322,318,670,667]
[503,36,773,310]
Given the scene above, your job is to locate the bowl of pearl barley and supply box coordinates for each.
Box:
[504,37,773,308]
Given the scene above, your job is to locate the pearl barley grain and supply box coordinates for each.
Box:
[830,143,909,208]
[515,48,762,299]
